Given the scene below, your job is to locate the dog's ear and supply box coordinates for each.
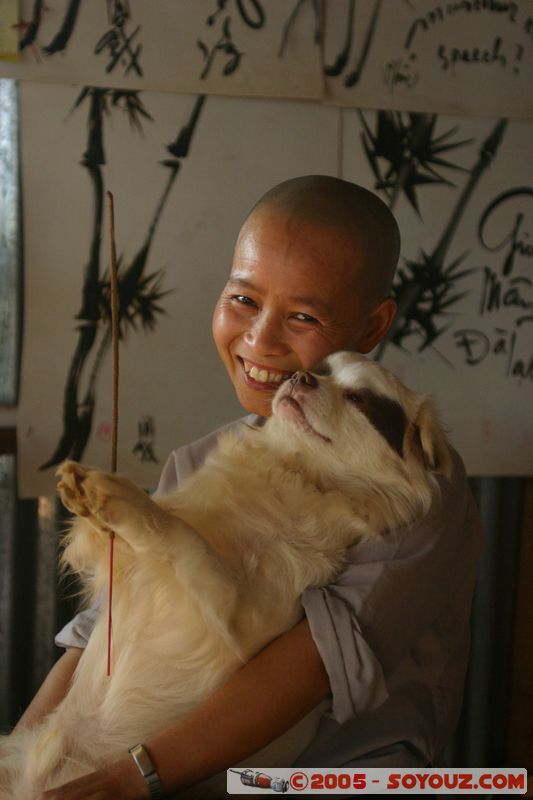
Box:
[408,395,452,478]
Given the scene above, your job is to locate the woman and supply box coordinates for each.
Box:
[23,176,481,800]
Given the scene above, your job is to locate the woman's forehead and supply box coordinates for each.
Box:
[232,211,369,292]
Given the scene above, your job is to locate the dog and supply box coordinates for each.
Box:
[0,351,451,799]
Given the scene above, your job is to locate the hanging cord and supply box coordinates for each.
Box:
[106,190,120,677]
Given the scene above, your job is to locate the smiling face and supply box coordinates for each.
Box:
[212,207,397,416]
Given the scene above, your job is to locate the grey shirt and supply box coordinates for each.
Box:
[55,415,483,767]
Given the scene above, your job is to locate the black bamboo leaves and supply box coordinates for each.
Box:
[40,90,207,470]
[359,112,508,357]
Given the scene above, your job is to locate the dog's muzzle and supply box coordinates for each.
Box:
[289,371,318,391]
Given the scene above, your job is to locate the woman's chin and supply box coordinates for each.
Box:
[236,385,276,417]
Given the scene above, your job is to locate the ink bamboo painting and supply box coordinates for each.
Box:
[39,88,204,471]
[343,109,532,473]
[359,112,507,358]
[357,111,531,377]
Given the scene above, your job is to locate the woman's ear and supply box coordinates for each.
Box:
[357,298,397,354]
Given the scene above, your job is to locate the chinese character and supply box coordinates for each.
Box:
[133,415,159,463]
[94,0,143,77]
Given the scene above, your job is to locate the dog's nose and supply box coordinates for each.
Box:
[292,371,318,390]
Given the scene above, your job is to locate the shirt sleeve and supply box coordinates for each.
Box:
[54,602,102,649]
[301,449,483,725]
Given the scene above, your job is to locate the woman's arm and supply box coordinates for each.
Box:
[13,647,83,734]
[149,617,330,792]
[38,619,330,800]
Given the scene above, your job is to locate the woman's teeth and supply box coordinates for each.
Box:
[245,363,290,384]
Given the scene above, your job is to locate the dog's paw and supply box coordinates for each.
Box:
[57,462,143,532]
[56,461,97,520]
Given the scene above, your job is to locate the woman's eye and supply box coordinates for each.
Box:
[292,312,318,323]
[232,294,256,307]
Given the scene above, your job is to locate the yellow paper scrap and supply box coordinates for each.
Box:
[0,0,19,62]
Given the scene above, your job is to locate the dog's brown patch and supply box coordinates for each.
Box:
[350,390,407,458]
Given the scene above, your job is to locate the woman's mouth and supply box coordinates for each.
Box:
[238,358,294,389]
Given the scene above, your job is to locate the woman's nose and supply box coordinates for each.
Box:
[243,311,289,355]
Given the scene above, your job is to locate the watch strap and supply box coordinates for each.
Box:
[128,743,163,799]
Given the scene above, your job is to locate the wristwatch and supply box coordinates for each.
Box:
[128,743,164,799]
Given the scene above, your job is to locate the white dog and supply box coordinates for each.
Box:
[0,352,451,799]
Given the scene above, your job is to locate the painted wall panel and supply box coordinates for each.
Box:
[342,109,533,474]
[0,1,323,99]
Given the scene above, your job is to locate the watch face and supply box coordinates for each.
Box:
[129,745,162,799]
[129,744,155,776]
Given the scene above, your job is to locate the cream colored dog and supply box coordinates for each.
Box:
[0,352,451,799]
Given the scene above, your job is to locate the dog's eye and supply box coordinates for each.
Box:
[346,392,365,405]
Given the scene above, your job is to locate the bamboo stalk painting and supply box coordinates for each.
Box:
[39,90,207,471]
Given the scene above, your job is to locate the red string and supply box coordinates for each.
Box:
[106,190,119,678]
[107,532,115,677]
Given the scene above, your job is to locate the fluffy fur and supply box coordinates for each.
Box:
[0,352,451,798]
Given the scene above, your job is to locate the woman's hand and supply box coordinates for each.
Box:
[35,758,149,800]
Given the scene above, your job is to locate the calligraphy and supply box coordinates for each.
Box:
[132,416,159,463]
[325,0,383,87]
[454,327,532,379]
[17,0,82,59]
[437,36,507,73]
[279,0,322,58]
[197,0,268,80]
[43,0,82,55]
[197,13,243,79]
[206,0,265,30]
[480,270,533,325]
[94,0,143,77]
[478,187,533,276]
[384,53,419,91]
[453,185,533,382]
[404,2,519,50]
[396,1,530,93]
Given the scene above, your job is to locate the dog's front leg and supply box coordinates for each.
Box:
[57,462,241,644]
[57,461,170,553]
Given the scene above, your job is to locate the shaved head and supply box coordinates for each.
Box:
[215,176,400,414]
[243,175,400,307]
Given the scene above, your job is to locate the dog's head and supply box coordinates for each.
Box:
[269,351,451,493]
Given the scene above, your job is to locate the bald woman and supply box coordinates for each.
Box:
[22,177,482,800]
